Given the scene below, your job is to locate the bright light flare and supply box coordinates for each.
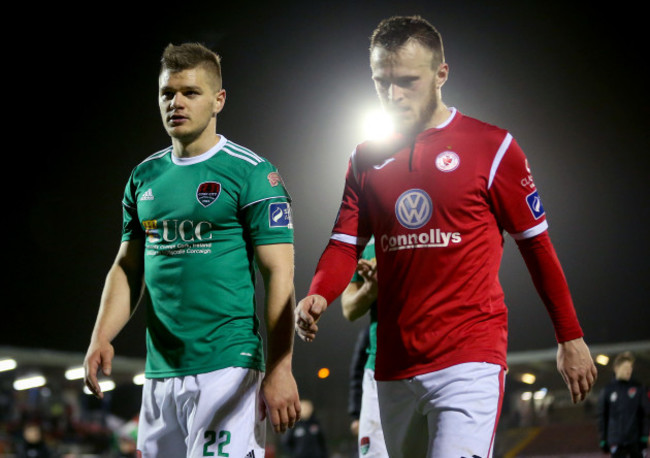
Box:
[595,354,609,366]
[362,110,394,141]
[519,373,536,385]
[14,375,46,391]
[83,380,115,395]
[65,367,85,380]
[0,359,17,372]
[133,373,146,385]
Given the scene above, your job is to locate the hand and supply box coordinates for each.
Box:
[350,419,360,436]
[557,337,597,403]
[260,364,301,434]
[83,341,114,399]
[357,259,378,298]
[294,295,327,342]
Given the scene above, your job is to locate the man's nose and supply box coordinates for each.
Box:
[387,84,403,102]
[170,93,184,109]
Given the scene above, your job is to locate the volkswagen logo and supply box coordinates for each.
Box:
[395,189,433,229]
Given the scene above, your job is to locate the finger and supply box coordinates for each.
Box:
[258,393,267,421]
[84,360,103,399]
[287,403,298,429]
[101,359,112,377]
[278,408,290,433]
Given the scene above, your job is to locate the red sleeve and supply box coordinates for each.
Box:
[516,231,584,342]
[308,239,361,304]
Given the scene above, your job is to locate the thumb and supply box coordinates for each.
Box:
[101,351,113,376]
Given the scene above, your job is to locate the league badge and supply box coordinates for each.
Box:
[196,182,221,207]
[435,151,460,172]
[269,202,293,228]
[526,190,545,219]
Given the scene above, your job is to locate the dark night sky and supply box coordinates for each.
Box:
[7,1,648,402]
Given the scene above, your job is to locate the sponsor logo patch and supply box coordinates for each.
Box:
[140,188,154,201]
[395,189,432,229]
[435,151,460,172]
[526,190,545,219]
[269,202,293,228]
[267,172,285,187]
[196,182,221,207]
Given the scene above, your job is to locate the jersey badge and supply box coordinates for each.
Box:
[526,190,545,219]
[267,171,285,187]
[360,436,370,455]
[196,182,221,207]
[395,189,433,229]
[435,151,460,172]
[628,387,638,398]
[269,202,293,228]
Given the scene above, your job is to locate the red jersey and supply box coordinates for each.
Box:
[330,109,554,380]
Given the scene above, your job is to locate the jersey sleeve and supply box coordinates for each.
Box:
[488,135,548,240]
[121,170,144,242]
[240,162,294,246]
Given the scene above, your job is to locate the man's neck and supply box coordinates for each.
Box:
[172,133,221,158]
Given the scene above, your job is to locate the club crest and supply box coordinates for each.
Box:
[197,182,222,207]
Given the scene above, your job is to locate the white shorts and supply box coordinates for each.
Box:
[358,368,389,457]
[137,367,265,458]
[377,362,505,458]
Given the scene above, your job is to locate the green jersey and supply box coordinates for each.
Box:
[350,238,377,371]
[122,136,293,378]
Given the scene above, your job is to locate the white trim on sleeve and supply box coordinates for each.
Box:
[510,221,549,240]
[331,232,370,246]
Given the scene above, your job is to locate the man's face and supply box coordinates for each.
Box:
[370,41,447,136]
[614,361,633,381]
[158,66,225,143]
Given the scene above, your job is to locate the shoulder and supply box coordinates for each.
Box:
[453,111,511,144]
[220,139,271,168]
[352,134,411,174]
[128,146,173,181]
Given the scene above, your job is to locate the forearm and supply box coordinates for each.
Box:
[516,231,583,342]
[341,282,374,321]
[257,244,296,371]
[91,263,142,344]
[90,241,144,345]
[308,239,360,305]
[264,270,296,371]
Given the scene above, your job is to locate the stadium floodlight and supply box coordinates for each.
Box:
[13,375,46,391]
[83,379,116,395]
[533,388,548,400]
[521,391,533,401]
[362,109,394,141]
[133,373,146,385]
[0,359,17,372]
[519,373,536,385]
[65,366,85,380]
[595,354,610,366]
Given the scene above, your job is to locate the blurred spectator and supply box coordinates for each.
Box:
[14,421,52,458]
[281,399,327,458]
[598,351,650,457]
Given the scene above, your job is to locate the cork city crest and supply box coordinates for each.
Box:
[197,182,222,207]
